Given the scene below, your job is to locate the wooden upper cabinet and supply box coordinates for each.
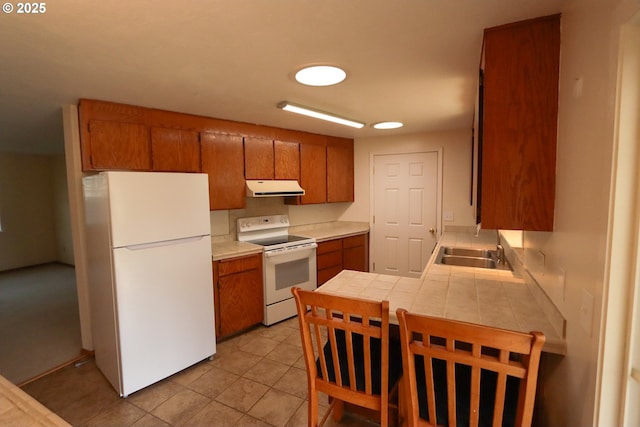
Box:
[86,120,151,170]
[480,14,560,231]
[79,99,151,171]
[78,100,354,203]
[245,138,300,181]
[150,127,200,172]
[298,142,327,204]
[327,138,354,203]
[274,140,300,180]
[201,133,246,210]
[244,137,274,179]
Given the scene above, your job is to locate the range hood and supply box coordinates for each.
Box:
[246,180,305,197]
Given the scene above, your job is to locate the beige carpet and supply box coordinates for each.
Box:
[0,263,82,385]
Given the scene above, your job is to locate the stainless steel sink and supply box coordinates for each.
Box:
[434,246,511,270]
[442,247,496,258]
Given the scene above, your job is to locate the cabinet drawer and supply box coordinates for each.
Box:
[317,239,342,254]
[218,254,262,276]
[343,234,366,249]
[318,251,342,270]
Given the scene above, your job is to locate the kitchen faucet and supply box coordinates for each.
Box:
[496,244,505,264]
[496,230,505,264]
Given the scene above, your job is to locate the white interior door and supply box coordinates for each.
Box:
[372,152,439,277]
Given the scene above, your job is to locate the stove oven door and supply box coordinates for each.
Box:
[263,244,317,306]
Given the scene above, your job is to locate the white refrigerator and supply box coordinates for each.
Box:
[83,171,216,397]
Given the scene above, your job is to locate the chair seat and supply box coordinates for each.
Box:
[319,330,403,395]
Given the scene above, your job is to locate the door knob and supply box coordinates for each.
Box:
[429,228,436,233]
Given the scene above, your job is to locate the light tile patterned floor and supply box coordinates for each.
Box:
[21,316,377,427]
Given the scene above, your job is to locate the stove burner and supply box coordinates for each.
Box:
[249,234,310,247]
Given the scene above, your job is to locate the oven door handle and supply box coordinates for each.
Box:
[264,243,317,257]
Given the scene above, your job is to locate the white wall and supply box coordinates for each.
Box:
[0,153,58,271]
[521,0,640,425]
[52,154,74,265]
[342,128,475,227]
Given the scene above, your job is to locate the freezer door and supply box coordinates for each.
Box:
[105,172,211,247]
[112,236,215,396]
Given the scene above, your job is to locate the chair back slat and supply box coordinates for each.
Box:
[446,358,457,427]
[397,309,545,427]
[469,363,481,427]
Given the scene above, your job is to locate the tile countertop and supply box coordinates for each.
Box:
[316,230,566,355]
[0,374,71,426]
[289,221,369,242]
[211,221,370,260]
[211,240,263,261]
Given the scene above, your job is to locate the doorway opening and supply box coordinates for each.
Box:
[0,152,83,385]
[598,11,640,426]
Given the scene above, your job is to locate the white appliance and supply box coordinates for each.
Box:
[237,215,317,325]
[83,171,216,397]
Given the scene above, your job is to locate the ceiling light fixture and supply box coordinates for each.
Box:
[277,101,365,129]
[373,121,404,129]
[295,65,346,86]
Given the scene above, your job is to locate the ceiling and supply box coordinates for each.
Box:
[0,0,566,155]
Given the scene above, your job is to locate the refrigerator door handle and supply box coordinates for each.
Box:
[123,235,207,251]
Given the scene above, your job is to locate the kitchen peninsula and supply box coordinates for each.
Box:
[316,229,566,355]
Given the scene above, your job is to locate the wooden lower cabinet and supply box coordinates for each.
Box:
[213,253,263,339]
[316,233,369,286]
[342,234,369,272]
[317,239,343,286]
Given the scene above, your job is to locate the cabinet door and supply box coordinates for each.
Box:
[88,120,151,170]
[216,255,263,338]
[274,140,300,180]
[299,142,327,204]
[244,137,274,180]
[317,239,343,285]
[481,15,559,231]
[217,270,264,337]
[327,139,354,202]
[151,127,200,172]
[201,133,246,210]
[343,234,369,272]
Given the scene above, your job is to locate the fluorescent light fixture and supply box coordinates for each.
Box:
[295,65,346,86]
[277,101,365,129]
[373,121,404,129]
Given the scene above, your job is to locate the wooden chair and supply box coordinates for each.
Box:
[292,287,403,427]
[396,309,545,427]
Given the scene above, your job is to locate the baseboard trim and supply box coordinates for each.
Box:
[18,349,94,387]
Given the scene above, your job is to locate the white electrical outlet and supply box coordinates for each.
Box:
[443,211,454,221]
[580,289,594,336]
